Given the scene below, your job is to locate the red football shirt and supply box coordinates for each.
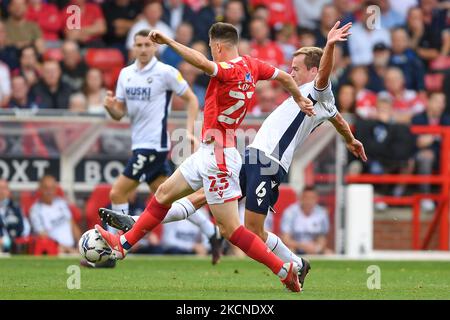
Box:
[202,55,278,147]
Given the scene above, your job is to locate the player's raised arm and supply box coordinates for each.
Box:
[149,30,216,75]
[274,70,315,116]
[329,112,367,162]
[103,90,127,120]
[315,21,352,90]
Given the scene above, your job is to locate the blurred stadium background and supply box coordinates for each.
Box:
[0,0,450,264]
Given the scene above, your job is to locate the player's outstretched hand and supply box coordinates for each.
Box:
[296,96,315,116]
[327,21,352,44]
[104,90,117,109]
[346,139,368,162]
[148,30,170,45]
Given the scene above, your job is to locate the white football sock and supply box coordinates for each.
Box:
[161,197,196,223]
[186,207,216,238]
[112,203,129,215]
[266,232,303,269]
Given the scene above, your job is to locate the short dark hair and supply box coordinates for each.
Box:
[302,186,316,193]
[134,29,151,40]
[208,22,239,45]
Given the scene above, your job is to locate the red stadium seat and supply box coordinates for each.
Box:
[430,56,450,72]
[425,73,444,92]
[85,48,124,70]
[85,49,125,90]
[272,185,298,235]
[85,184,112,229]
[43,48,63,61]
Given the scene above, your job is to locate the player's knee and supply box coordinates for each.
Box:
[154,182,172,205]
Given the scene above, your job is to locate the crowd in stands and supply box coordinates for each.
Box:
[0,0,449,253]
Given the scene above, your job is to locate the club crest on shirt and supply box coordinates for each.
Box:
[147,77,153,84]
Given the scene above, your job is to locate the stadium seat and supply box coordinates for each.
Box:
[43,48,63,61]
[29,236,59,256]
[272,185,298,235]
[430,56,450,72]
[425,73,444,92]
[85,49,125,90]
[85,184,112,229]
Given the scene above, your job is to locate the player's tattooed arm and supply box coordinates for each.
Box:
[275,70,315,116]
[316,21,352,90]
[329,112,368,162]
[149,30,216,75]
[103,90,127,120]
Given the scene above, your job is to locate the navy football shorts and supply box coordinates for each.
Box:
[239,148,287,215]
[123,149,172,184]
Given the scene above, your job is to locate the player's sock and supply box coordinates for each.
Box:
[162,197,195,223]
[265,232,303,269]
[120,197,170,249]
[186,207,215,238]
[229,226,285,277]
[112,203,129,215]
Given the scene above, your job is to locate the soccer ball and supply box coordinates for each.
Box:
[79,229,112,264]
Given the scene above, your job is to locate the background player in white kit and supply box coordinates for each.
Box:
[101,29,222,265]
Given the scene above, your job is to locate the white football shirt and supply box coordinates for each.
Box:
[116,57,188,151]
[249,80,338,172]
[29,197,74,248]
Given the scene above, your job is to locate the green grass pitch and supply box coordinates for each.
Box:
[1,256,450,300]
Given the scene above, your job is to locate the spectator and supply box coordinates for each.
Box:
[376,0,404,29]
[250,18,285,69]
[68,92,87,113]
[314,4,340,48]
[251,82,277,116]
[298,28,317,47]
[355,96,415,201]
[8,75,39,109]
[348,1,391,65]
[194,0,225,43]
[160,22,193,68]
[389,28,425,92]
[250,0,297,31]
[224,0,249,40]
[126,0,173,57]
[389,0,418,19]
[160,209,209,255]
[0,20,19,70]
[348,66,377,119]
[29,175,81,254]
[275,24,298,65]
[332,0,358,25]
[190,40,210,89]
[294,0,332,30]
[174,61,206,110]
[26,0,62,44]
[0,179,29,253]
[4,0,45,54]
[162,0,196,32]
[0,61,11,107]
[31,60,73,109]
[60,40,88,92]
[15,45,41,87]
[367,42,390,92]
[379,67,425,124]
[82,68,106,114]
[411,92,449,211]
[251,4,269,24]
[281,186,333,255]
[102,0,140,49]
[337,83,357,121]
[416,0,448,63]
[61,0,107,47]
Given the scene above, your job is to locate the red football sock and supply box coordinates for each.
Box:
[229,226,283,275]
[123,197,170,246]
